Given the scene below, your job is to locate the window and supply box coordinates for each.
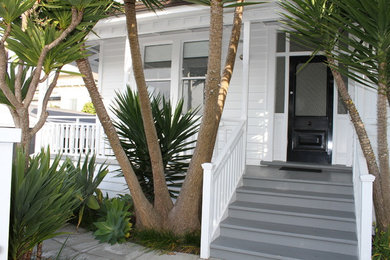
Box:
[144,44,172,98]
[182,41,208,114]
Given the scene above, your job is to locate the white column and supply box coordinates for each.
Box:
[241,21,250,121]
[359,174,375,260]
[200,163,214,259]
[241,21,251,166]
[0,128,21,260]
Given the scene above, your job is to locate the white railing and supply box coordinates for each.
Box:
[38,116,113,158]
[200,119,246,259]
[352,137,375,260]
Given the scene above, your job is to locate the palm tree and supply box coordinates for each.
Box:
[78,0,247,233]
[280,0,390,231]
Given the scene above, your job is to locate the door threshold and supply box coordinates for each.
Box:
[260,160,352,173]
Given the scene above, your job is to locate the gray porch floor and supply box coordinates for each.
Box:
[42,225,217,260]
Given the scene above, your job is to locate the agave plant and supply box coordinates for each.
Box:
[9,148,80,260]
[93,196,133,245]
[65,153,109,228]
[111,87,200,202]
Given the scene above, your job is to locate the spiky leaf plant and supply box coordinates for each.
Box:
[111,87,200,202]
[65,153,109,228]
[9,148,80,260]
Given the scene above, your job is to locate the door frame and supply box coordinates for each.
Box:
[286,55,334,164]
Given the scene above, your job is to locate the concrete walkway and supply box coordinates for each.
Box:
[42,225,212,260]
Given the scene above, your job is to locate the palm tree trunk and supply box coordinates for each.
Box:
[123,0,173,218]
[210,1,243,154]
[377,62,390,231]
[76,57,162,229]
[168,0,224,234]
[329,57,390,231]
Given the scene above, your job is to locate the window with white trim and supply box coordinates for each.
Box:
[182,41,209,114]
[144,44,172,98]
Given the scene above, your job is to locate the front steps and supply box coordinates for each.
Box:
[210,164,358,260]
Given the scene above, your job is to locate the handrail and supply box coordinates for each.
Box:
[200,119,246,259]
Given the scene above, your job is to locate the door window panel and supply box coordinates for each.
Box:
[275,57,286,113]
[295,62,327,116]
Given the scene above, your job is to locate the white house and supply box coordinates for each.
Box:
[36,1,384,259]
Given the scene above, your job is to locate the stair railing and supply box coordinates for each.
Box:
[200,119,246,259]
[352,137,375,260]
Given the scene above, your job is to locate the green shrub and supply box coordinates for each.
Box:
[373,226,390,259]
[64,153,108,228]
[82,102,96,114]
[111,87,200,202]
[9,148,80,260]
[93,196,133,244]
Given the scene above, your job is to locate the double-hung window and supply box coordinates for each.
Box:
[144,44,172,98]
[182,41,208,114]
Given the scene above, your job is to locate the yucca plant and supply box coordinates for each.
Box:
[111,87,200,202]
[9,148,80,260]
[65,153,109,228]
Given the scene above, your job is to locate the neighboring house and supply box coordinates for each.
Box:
[35,1,383,259]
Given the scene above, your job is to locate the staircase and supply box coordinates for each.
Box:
[210,163,358,260]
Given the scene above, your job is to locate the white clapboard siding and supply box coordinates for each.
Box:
[101,37,126,104]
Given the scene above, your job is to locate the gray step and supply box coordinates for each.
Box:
[243,176,353,195]
[210,236,357,260]
[260,160,353,173]
[236,186,355,212]
[229,201,356,232]
[219,217,357,255]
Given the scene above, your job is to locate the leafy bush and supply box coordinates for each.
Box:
[372,226,390,259]
[82,101,96,114]
[9,148,80,260]
[93,196,133,244]
[111,87,200,202]
[65,153,109,228]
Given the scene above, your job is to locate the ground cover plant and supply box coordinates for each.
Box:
[372,226,390,259]
[130,229,200,255]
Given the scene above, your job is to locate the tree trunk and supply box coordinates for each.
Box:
[329,57,390,231]
[377,61,390,231]
[168,0,224,234]
[76,57,163,229]
[123,0,173,218]
[36,242,42,260]
[210,1,243,153]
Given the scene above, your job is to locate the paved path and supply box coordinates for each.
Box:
[42,225,212,260]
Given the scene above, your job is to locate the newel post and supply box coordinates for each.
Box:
[200,163,214,259]
[0,128,21,259]
[359,174,375,260]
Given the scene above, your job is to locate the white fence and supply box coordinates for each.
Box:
[38,116,113,157]
[200,119,246,259]
[352,137,375,260]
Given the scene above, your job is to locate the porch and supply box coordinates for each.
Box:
[34,115,374,259]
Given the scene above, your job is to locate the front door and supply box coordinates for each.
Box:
[287,56,334,164]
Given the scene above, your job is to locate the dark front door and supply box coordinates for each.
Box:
[287,56,334,164]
